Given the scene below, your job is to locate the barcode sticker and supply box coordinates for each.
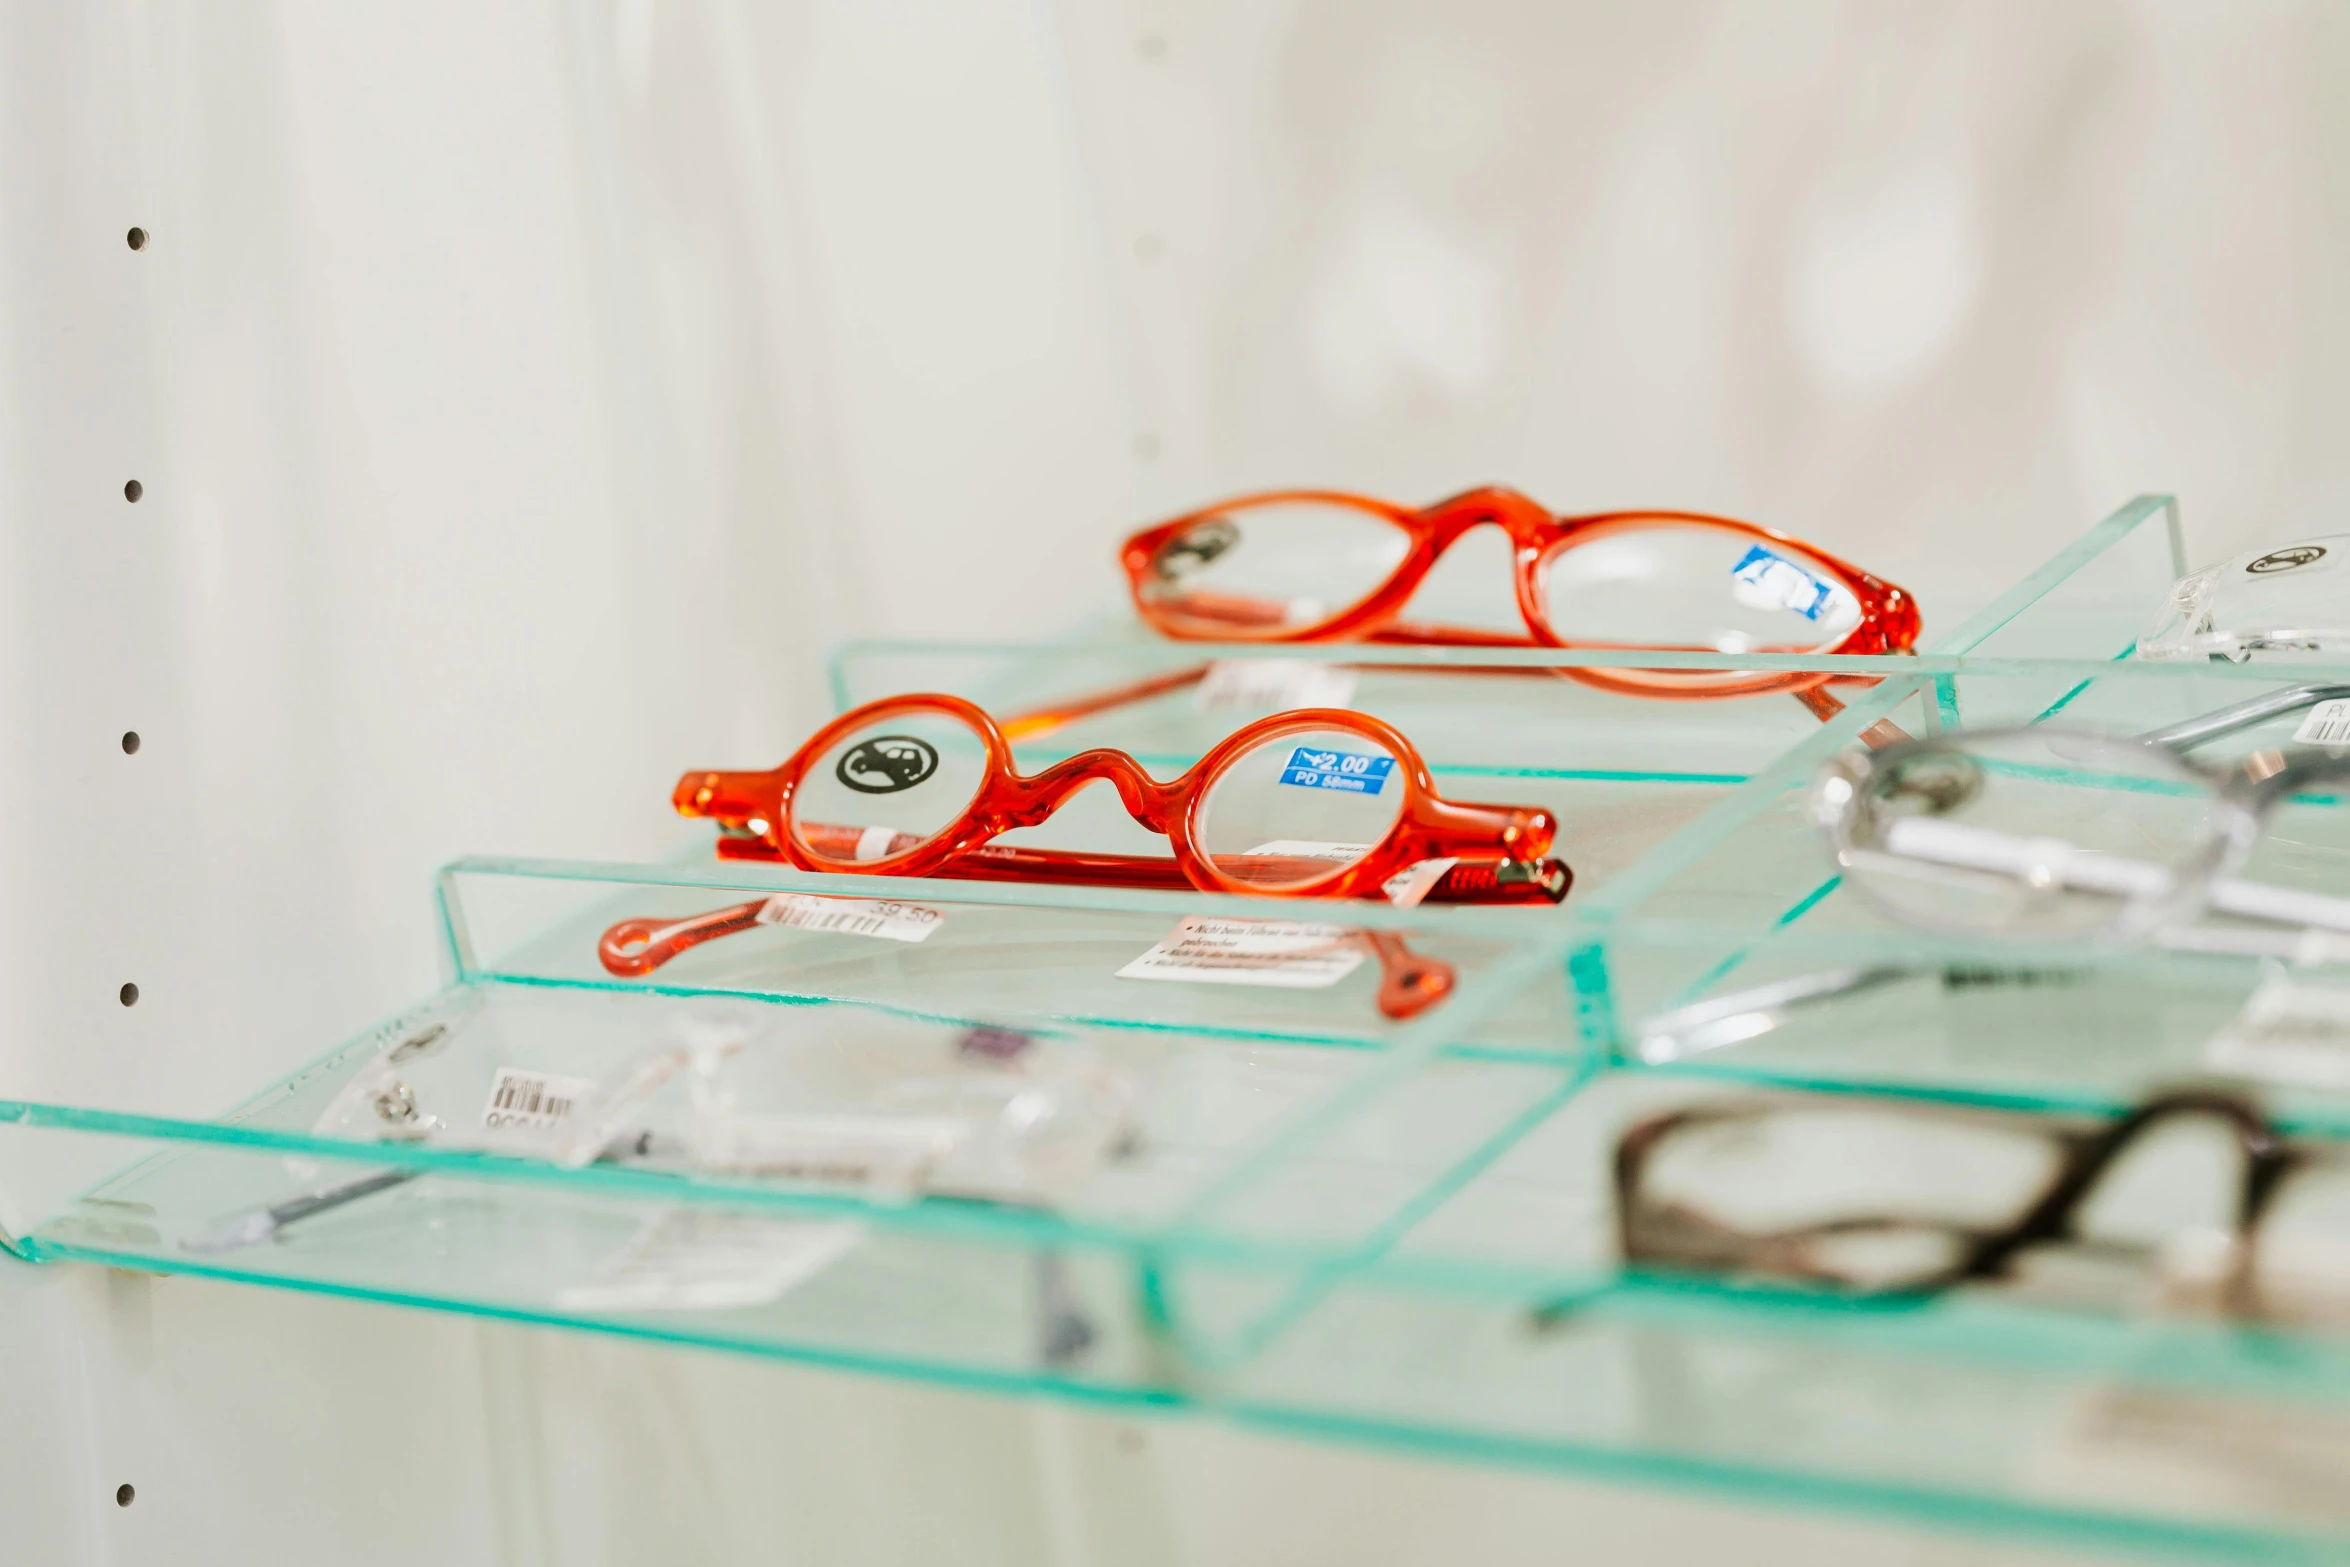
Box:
[2205,976,2350,1088]
[2295,699,2350,747]
[1117,916,1366,989]
[557,1210,864,1312]
[481,1067,597,1133]
[754,893,942,943]
[1729,546,1835,620]
[1194,659,1359,713]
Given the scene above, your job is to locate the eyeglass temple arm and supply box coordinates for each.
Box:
[2136,683,2350,753]
[600,898,772,976]
[1791,683,1911,749]
[674,769,784,830]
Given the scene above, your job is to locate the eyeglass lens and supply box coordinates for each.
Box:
[1538,522,1864,656]
[792,711,993,862]
[1141,499,1412,635]
[1195,727,1406,889]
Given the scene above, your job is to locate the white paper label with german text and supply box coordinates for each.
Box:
[755,892,941,943]
[481,1067,597,1134]
[557,1210,864,1312]
[1194,659,1359,713]
[2295,699,2350,747]
[1117,916,1365,989]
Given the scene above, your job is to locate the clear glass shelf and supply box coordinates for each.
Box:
[19,496,2350,1557]
[10,852,2350,1558]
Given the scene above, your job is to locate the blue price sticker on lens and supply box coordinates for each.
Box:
[1279,746,1394,795]
[1730,545,1834,621]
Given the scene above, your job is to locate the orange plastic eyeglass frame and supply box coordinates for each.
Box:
[666,692,1562,901]
[1003,486,1917,743]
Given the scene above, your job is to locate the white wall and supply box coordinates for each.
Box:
[3,1,2343,1561]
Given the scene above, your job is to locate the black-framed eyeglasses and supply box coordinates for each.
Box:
[1606,1085,2350,1321]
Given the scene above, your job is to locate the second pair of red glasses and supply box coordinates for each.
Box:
[1008,488,1919,740]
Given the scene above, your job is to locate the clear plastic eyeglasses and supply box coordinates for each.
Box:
[1635,688,2350,1065]
[2139,532,2350,662]
[1588,1085,2350,1328]
[1814,723,2350,953]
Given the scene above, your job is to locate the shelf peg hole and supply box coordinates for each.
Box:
[126,228,147,251]
[116,1483,135,1507]
[119,983,139,1007]
[121,731,140,755]
[124,479,143,503]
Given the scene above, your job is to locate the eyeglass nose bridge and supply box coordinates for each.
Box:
[998,748,1191,838]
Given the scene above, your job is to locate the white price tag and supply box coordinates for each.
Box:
[558,1210,863,1312]
[2295,699,2350,747]
[1117,916,1365,989]
[1194,659,1359,713]
[481,1067,596,1134]
[1381,857,1458,908]
[2205,976,2350,1088]
[754,893,942,943]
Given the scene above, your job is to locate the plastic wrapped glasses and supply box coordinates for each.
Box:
[1602,1085,2350,1325]
[189,1005,1142,1255]
[2140,532,2350,662]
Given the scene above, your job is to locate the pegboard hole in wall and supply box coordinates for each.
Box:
[126,227,147,251]
[124,479,143,503]
[119,983,139,1008]
[115,1484,135,1508]
[121,731,140,755]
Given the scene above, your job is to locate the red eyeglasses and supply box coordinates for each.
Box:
[596,693,1567,1020]
[662,692,1565,900]
[1004,486,1917,740]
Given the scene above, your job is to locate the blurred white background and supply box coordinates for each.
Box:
[13,0,2340,1081]
[1,3,2344,1561]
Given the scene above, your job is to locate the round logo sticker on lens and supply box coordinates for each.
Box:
[836,735,940,794]
[2248,545,2326,574]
